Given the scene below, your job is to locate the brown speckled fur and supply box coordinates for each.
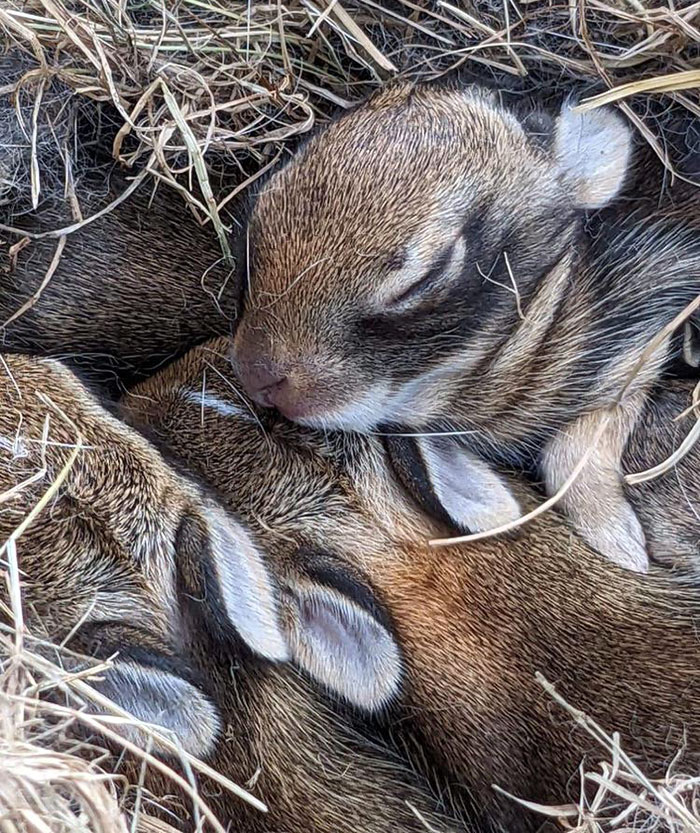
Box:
[1,171,240,391]
[0,353,467,833]
[126,336,700,833]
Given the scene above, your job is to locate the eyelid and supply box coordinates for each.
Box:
[389,261,449,306]
[385,240,460,308]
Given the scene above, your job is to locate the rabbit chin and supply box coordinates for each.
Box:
[294,371,447,434]
[294,382,396,433]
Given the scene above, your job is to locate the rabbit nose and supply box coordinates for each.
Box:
[232,337,325,420]
[253,374,289,409]
[233,356,294,410]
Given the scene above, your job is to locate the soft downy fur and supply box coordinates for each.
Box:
[125,336,700,833]
[230,79,700,573]
[0,352,465,833]
[0,169,242,393]
[0,353,289,727]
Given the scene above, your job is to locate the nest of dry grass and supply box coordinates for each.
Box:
[1,2,700,831]
[0,636,130,833]
[2,0,700,257]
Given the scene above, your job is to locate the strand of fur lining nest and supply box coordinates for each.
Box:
[430,293,700,547]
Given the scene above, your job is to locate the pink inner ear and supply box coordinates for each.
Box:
[289,584,402,713]
[418,437,521,533]
[302,596,377,673]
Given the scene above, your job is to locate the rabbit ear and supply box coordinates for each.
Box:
[383,434,520,534]
[554,102,632,209]
[282,563,402,713]
[176,502,290,663]
[415,437,521,534]
[92,661,222,758]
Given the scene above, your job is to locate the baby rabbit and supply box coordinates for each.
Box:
[0,49,241,393]
[0,353,461,833]
[124,337,700,833]
[0,168,240,393]
[231,80,700,572]
[0,351,288,759]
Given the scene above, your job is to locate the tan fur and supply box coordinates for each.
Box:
[132,653,465,833]
[0,353,465,833]
[235,83,568,429]
[127,336,700,833]
[0,353,198,636]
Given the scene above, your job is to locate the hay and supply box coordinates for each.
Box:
[0,635,130,833]
[1,0,700,245]
[494,675,700,833]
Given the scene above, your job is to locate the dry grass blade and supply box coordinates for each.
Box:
[0,168,151,241]
[160,82,233,265]
[491,675,700,833]
[325,1,397,73]
[134,817,180,833]
[0,404,83,561]
[1,0,700,226]
[625,380,700,485]
[575,69,700,111]
[2,236,67,329]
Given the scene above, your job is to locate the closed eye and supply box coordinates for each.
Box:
[384,238,466,310]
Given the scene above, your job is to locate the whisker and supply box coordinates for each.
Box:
[371,429,478,438]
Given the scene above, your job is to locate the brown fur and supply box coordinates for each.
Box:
[126,336,700,833]
[0,353,466,833]
[231,79,700,571]
[1,168,240,392]
[136,636,467,833]
[0,353,204,638]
